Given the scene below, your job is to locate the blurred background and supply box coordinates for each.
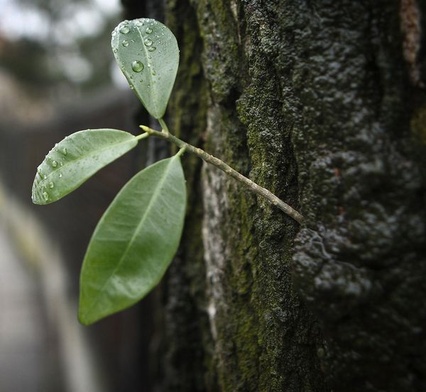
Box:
[0,1,157,391]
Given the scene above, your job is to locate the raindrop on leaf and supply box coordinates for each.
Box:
[131,60,144,73]
[120,25,130,34]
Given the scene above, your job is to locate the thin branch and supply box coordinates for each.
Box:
[140,125,304,224]
[135,132,150,141]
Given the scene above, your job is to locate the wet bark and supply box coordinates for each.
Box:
[124,1,426,391]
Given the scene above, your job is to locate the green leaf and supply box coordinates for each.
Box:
[111,18,179,119]
[31,129,137,205]
[78,155,187,325]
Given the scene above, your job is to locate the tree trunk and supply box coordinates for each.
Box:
[124,1,426,391]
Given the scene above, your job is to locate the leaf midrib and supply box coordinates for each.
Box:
[81,156,178,322]
[38,131,136,188]
[136,25,157,115]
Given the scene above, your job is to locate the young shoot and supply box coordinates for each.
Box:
[31,18,303,325]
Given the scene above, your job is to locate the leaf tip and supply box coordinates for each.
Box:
[78,308,96,326]
[31,185,50,205]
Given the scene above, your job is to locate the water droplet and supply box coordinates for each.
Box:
[51,160,58,168]
[42,191,49,202]
[62,147,67,155]
[120,25,130,34]
[144,38,153,47]
[122,40,129,47]
[59,173,63,178]
[146,27,153,34]
[151,70,157,76]
[148,46,156,52]
[135,20,143,27]
[49,182,55,189]
[131,60,144,73]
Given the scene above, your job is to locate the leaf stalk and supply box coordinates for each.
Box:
[140,125,304,224]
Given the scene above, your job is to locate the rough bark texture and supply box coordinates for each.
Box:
[290,1,426,390]
[124,0,426,391]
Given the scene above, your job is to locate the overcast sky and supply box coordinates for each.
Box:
[0,0,127,85]
[0,0,121,42]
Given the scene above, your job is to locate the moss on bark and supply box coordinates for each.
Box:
[193,1,326,390]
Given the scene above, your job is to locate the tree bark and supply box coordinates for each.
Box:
[124,1,426,391]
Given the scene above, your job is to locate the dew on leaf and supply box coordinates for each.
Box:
[144,38,153,47]
[148,46,156,52]
[131,60,144,73]
[122,40,129,47]
[120,25,130,34]
[146,27,153,34]
[42,191,50,202]
[51,160,58,168]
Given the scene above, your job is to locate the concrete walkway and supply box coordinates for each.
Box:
[0,220,51,392]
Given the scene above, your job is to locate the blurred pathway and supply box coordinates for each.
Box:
[0,220,50,392]
[0,180,105,392]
